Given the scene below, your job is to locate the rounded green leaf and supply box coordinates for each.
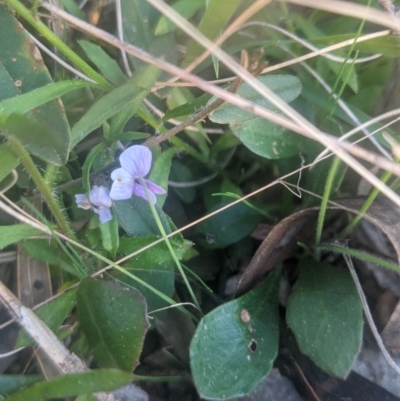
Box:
[190,269,280,400]
[77,278,149,371]
[195,201,261,249]
[286,261,363,378]
[209,75,302,124]
[230,117,299,159]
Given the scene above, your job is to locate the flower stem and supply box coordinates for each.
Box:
[7,135,76,239]
[140,178,201,309]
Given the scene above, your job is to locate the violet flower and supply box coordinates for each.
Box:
[75,185,113,224]
[109,145,165,204]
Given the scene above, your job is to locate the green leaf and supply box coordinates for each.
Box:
[190,267,280,399]
[0,112,70,166]
[286,261,363,378]
[109,65,161,139]
[0,375,42,397]
[155,0,204,35]
[148,147,177,207]
[0,80,93,117]
[121,0,154,67]
[0,143,19,182]
[112,132,150,142]
[70,82,148,148]
[209,75,302,124]
[115,236,185,312]
[182,0,241,66]
[0,61,19,101]
[77,278,149,371]
[0,224,43,249]
[230,116,299,159]
[16,288,77,348]
[22,239,79,276]
[162,92,211,122]
[195,201,261,249]
[78,41,127,87]
[112,197,171,237]
[0,5,70,165]
[3,369,133,401]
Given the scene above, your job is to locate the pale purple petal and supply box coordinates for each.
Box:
[110,168,134,200]
[119,145,152,177]
[93,206,113,223]
[90,185,112,208]
[143,179,166,195]
[75,194,92,210]
[132,183,156,204]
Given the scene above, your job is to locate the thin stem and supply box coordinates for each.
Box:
[140,178,200,309]
[6,135,75,239]
[315,157,342,253]
[43,164,59,187]
[144,75,243,148]
[3,0,112,90]
[340,167,393,237]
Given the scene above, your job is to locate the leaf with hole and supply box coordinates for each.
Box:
[286,260,363,378]
[190,267,280,399]
[77,278,149,371]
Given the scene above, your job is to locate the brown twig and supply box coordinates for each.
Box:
[143,51,248,148]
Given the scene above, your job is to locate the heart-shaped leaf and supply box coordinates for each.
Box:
[77,278,149,371]
[286,260,363,378]
[195,201,262,249]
